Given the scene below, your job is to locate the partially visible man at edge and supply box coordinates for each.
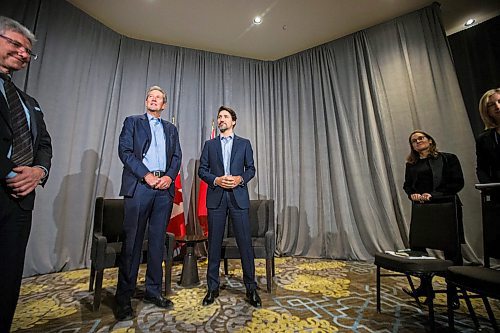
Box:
[0,16,53,332]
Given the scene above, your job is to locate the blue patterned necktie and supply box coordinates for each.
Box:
[1,73,33,166]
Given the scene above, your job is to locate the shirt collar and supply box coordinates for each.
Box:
[220,133,234,141]
[146,113,161,122]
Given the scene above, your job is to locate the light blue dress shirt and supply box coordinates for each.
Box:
[142,113,166,172]
[220,134,234,175]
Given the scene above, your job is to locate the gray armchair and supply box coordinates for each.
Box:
[222,199,275,292]
[88,197,175,311]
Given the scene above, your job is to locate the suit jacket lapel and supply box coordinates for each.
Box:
[0,93,12,132]
[230,135,240,165]
[140,113,152,149]
[216,135,224,166]
[161,119,170,155]
[429,154,444,191]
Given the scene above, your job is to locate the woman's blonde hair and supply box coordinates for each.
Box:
[478,88,500,129]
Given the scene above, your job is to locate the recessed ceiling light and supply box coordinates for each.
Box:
[253,16,262,25]
[464,19,475,26]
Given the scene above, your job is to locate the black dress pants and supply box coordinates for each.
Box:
[0,189,33,333]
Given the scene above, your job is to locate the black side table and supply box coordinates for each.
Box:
[176,235,208,287]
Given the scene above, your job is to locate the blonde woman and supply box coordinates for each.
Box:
[476,88,500,184]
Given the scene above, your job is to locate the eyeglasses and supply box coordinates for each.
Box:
[411,135,427,144]
[0,35,38,60]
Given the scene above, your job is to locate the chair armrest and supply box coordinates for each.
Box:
[265,230,275,258]
[91,234,108,269]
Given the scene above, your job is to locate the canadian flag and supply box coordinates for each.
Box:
[167,173,186,251]
[197,121,216,236]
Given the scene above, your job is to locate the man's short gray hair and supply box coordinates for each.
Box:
[0,16,36,45]
[146,86,167,104]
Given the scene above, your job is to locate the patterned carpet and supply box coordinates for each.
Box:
[13,257,499,332]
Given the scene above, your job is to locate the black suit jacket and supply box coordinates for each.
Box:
[476,129,500,183]
[403,152,464,200]
[0,88,52,210]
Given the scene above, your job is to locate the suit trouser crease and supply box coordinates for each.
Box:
[116,182,172,305]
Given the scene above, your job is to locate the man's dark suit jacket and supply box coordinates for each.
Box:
[0,88,52,210]
[118,114,181,197]
[476,129,500,183]
[198,134,255,209]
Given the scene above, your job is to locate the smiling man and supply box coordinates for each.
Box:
[115,86,182,321]
[0,16,52,332]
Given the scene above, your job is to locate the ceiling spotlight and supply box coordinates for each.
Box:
[253,16,262,25]
[464,19,475,27]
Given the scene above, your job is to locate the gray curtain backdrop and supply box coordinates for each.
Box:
[1,1,480,276]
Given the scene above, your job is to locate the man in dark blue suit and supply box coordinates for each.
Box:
[0,16,52,332]
[198,105,261,307]
[115,86,182,321]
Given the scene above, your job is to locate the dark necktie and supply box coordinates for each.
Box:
[1,73,33,166]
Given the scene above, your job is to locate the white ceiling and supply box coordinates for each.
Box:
[66,0,500,61]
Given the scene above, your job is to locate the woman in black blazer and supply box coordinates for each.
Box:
[476,88,500,184]
[402,130,464,307]
[403,131,464,203]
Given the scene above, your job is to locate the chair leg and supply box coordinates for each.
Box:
[428,298,436,332]
[164,233,175,296]
[482,296,499,332]
[447,282,455,331]
[224,258,229,275]
[462,289,480,330]
[376,265,381,313]
[93,270,104,312]
[405,274,423,307]
[265,257,272,293]
[423,276,435,332]
[89,267,96,292]
[272,256,275,277]
[164,259,173,295]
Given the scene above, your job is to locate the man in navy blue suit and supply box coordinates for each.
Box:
[198,105,261,307]
[115,86,181,321]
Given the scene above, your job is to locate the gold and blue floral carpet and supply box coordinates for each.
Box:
[13,257,500,332]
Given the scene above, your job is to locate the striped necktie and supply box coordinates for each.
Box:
[1,73,33,166]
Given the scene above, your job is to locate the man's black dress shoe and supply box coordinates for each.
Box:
[246,289,262,308]
[115,304,134,321]
[202,289,219,306]
[144,294,174,309]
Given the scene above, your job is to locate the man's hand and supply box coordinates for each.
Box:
[155,175,173,190]
[144,172,160,188]
[215,175,242,189]
[6,166,45,198]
